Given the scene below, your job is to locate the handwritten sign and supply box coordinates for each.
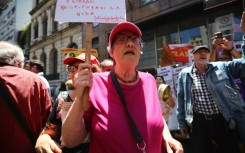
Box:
[55,0,126,23]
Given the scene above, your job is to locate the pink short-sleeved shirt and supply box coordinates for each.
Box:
[84,72,165,153]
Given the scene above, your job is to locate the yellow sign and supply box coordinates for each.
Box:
[61,48,98,58]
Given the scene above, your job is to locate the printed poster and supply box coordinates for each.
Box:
[157,66,174,91]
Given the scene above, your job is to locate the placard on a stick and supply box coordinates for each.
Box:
[55,0,126,110]
[55,0,126,23]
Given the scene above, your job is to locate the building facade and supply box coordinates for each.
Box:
[128,0,243,73]
[29,0,243,89]
[29,0,83,92]
[0,0,31,42]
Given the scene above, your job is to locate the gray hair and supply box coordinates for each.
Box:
[0,41,24,67]
[100,59,114,67]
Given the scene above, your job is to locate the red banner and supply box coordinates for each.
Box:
[168,44,193,63]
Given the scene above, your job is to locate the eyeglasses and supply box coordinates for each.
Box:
[67,65,78,72]
[116,35,141,45]
[67,65,98,73]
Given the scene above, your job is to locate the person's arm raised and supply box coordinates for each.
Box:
[241,12,245,34]
[222,38,241,59]
[62,63,93,148]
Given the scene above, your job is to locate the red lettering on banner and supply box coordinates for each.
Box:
[76,11,95,16]
[94,15,124,22]
[60,5,67,11]
[110,6,121,10]
[66,0,95,3]
[168,45,193,63]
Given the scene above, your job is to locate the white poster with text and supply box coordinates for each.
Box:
[55,0,126,23]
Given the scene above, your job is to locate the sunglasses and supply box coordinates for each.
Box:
[116,35,141,45]
[67,65,78,72]
[67,65,99,73]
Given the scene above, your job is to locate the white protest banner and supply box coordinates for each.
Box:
[157,66,172,80]
[157,66,174,91]
[55,0,126,23]
[188,49,194,66]
[172,66,187,91]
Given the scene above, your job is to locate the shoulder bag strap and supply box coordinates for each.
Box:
[110,71,146,153]
[0,81,36,145]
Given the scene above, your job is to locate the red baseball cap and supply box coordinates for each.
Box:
[109,22,142,46]
[63,53,100,67]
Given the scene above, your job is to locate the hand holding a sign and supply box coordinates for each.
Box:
[74,63,93,100]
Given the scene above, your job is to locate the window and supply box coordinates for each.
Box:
[49,48,57,74]
[93,23,99,27]
[53,21,58,32]
[51,4,58,32]
[40,52,47,75]
[140,0,156,6]
[179,18,207,45]
[7,36,13,41]
[179,27,204,46]
[138,31,156,69]
[11,7,15,14]
[67,42,78,49]
[34,22,39,39]
[42,14,48,37]
[155,17,208,66]
[92,37,99,52]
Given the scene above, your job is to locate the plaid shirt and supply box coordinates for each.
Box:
[191,65,219,115]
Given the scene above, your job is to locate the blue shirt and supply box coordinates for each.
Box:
[177,45,245,130]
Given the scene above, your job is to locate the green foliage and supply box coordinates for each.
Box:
[17,22,31,49]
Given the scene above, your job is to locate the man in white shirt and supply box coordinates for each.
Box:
[24,59,50,92]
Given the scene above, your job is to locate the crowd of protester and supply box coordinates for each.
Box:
[1,11,245,153]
